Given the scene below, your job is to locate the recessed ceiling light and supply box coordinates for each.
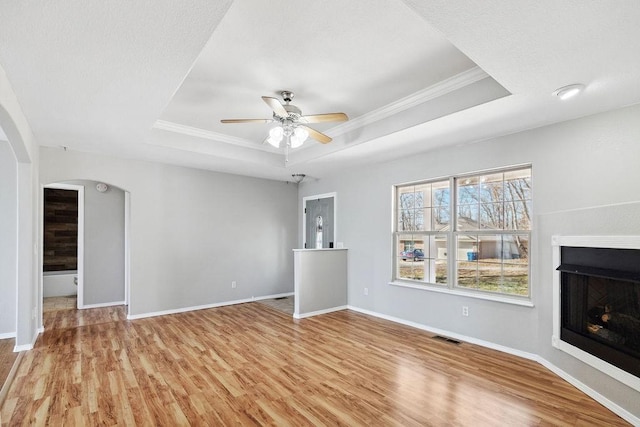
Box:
[554,84,585,100]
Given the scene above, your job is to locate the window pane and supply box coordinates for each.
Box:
[414,184,429,208]
[432,181,450,207]
[433,235,448,284]
[398,186,416,210]
[479,173,504,203]
[397,187,416,231]
[423,235,447,284]
[504,200,531,230]
[457,203,479,230]
[457,177,479,205]
[456,234,529,295]
[397,235,424,280]
[397,181,451,232]
[478,259,502,291]
[502,262,529,296]
[396,234,446,285]
[397,235,419,252]
[504,169,531,201]
[480,202,504,229]
[502,235,529,263]
[399,209,426,231]
[397,209,413,231]
[433,206,450,231]
[415,210,425,231]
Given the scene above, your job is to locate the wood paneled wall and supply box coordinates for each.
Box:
[43,188,78,272]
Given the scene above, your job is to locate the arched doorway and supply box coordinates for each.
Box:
[41,180,129,319]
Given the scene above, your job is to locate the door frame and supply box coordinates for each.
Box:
[39,182,131,329]
[41,183,85,311]
[302,192,337,249]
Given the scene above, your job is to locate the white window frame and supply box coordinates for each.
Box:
[391,165,533,305]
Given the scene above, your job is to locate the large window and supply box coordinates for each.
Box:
[393,166,532,298]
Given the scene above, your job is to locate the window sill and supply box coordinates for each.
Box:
[388,281,534,307]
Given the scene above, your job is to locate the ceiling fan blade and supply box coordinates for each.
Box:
[262,96,288,117]
[220,118,272,124]
[301,125,332,144]
[299,112,348,124]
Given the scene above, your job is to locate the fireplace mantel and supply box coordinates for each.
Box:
[552,235,640,393]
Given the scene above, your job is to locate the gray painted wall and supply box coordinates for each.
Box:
[39,150,298,316]
[0,141,17,336]
[0,65,38,349]
[294,249,347,316]
[65,180,125,306]
[299,103,640,418]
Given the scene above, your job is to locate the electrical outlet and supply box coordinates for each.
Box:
[231,281,237,289]
[462,306,469,317]
[364,287,369,296]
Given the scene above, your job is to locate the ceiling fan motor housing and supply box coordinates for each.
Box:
[281,91,294,102]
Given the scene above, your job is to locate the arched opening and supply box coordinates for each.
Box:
[41,180,130,324]
[0,130,19,395]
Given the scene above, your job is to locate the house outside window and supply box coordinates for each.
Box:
[393,166,532,298]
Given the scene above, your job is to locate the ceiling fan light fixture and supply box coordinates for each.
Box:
[291,174,306,184]
[267,126,284,147]
[220,91,348,160]
[290,126,309,149]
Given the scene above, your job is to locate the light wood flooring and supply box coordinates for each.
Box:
[0,339,18,405]
[0,302,630,426]
[0,339,17,388]
[43,295,77,313]
[256,296,294,315]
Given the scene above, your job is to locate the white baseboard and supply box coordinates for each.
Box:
[13,329,39,352]
[346,305,640,426]
[536,358,640,426]
[294,305,347,319]
[127,292,294,320]
[0,332,16,340]
[347,305,537,361]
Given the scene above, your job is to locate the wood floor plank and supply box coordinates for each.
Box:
[0,302,631,426]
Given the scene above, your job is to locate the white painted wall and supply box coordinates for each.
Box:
[65,180,125,306]
[298,103,640,418]
[42,272,77,298]
[0,141,17,337]
[39,148,298,316]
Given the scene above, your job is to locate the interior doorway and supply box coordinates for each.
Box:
[40,181,130,329]
[42,183,84,309]
[303,193,336,249]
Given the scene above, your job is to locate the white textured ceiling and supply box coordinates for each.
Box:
[1,0,639,181]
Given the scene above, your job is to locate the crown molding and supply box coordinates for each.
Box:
[154,67,491,150]
[329,66,491,136]
[153,120,278,153]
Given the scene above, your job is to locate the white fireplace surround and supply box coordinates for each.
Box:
[552,235,640,393]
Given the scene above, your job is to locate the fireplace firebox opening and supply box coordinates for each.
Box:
[552,236,640,393]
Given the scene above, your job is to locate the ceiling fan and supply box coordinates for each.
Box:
[220,91,348,148]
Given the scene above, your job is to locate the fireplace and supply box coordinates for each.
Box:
[552,236,640,392]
